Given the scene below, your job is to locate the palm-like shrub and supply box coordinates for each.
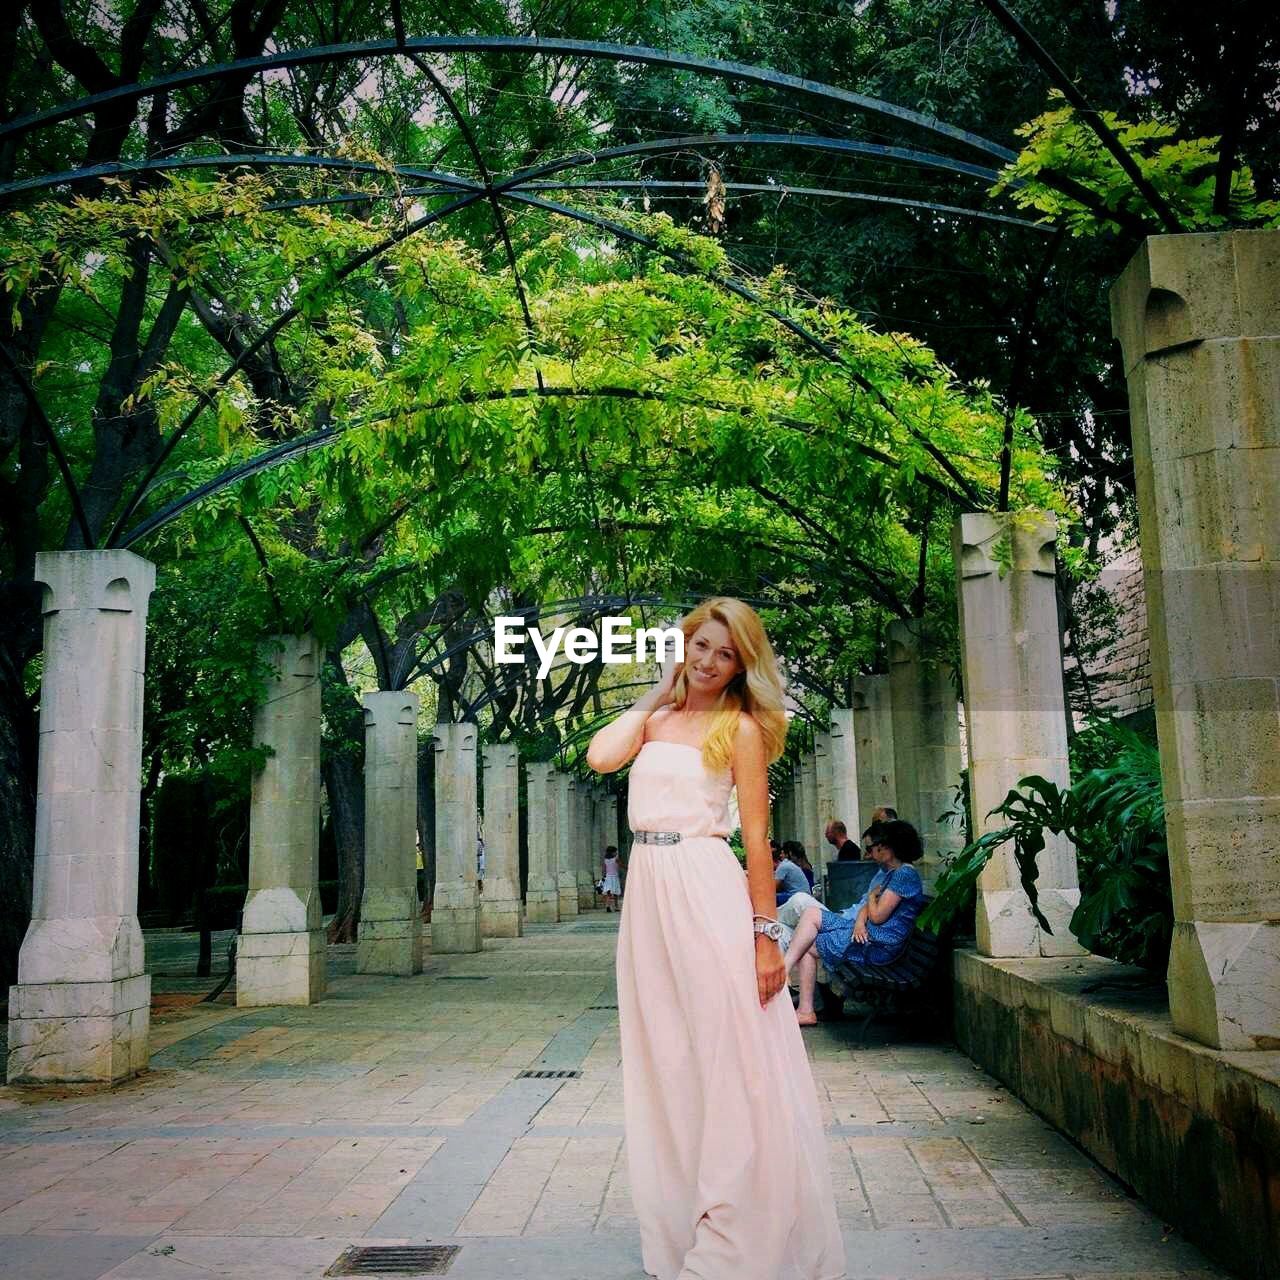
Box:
[921,722,1172,971]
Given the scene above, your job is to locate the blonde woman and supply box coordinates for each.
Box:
[587,598,845,1280]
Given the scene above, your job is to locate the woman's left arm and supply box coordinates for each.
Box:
[735,716,787,1009]
[866,889,902,924]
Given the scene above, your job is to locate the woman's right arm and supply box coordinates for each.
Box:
[585,660,678,773]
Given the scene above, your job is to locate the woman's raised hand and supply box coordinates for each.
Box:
[653,649,682,705]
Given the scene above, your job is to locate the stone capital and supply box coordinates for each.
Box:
[1110,230,1280,375]
[34,549,156,617]
[954,511,1057,580]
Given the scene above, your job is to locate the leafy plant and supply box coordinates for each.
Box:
[992,91,1280,237]
[920,721,1172,970]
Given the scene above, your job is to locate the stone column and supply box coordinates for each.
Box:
[525,762,560,923]
[788,763,804,844]
[954,513,1083,957]
[480,743,522,938]
[800,750,821,867]
[852,674,896,823]
[576,782,597,910]
[7,551,154,1084]
[357,692,423,976]
[773,772,794,843]
[431,722,480,953]
[829,709,861,843]
[888,620,965,888]
[814,731,835,870]
[1111,230,1280,1050]
[238,633,326,1007]
[554,772,580,919]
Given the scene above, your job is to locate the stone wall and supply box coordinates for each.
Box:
[1072,547,1154,726]
[954,949,1280,1279]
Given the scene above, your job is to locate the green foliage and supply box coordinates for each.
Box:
[993,92,1280,236]
[920,720,1171,970]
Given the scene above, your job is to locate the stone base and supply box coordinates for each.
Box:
[480,891,523,939]
[430,907,480,953]
[356,919,423,976]
[577,885,595,912]
[977,888,1085,958]
[954,947,1280,1280]
[6,973,150,1083]
[557,885,579,919]
[1034,887,1085,957]
[236,929,326,1006]
[525,888,559,924]
[1168,920,1280,1050]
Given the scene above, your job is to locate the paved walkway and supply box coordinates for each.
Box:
[0,915,1227,1280]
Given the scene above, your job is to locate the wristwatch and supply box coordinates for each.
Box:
[753,918,784,942]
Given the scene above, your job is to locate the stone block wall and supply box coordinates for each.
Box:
[954,949,1280,1279]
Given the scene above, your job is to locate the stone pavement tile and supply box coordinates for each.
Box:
[524,1135,620,1236]
[0,1234,156,1280]
[0,916,1237,1279]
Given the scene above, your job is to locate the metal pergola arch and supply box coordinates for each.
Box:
[4,23,1120,556]
[3,9,1185,682]
[401,589,842,751]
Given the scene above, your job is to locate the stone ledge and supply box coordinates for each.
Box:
[954,946,1279,1280]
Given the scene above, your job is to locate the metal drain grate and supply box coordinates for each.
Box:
[325,1244,460,1275]
[589,1004,618,1010]
[518,1068,582,1079]
[438,975,492,981]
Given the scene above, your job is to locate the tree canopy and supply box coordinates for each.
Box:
[1,0,1274,962]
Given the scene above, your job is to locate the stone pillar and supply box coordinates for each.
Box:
[525,762,560,923]
[888,620,965,888]
[814,731,835,869]
[238,633,326,1007]
[554,772,579,919]
[773,772,794,843]
[800,751,820,866]
[787,763,804,844]
[852,674,896,825]
[1111,231,1280,1050]
[480,743,522,938]
[576,782,597,910]
[357,692,423,976]
[431,722,480,953]
[829,709,861,843]
[7,551,154,1084]
[954,513,1083,957]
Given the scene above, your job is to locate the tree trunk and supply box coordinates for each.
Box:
[0,581,39,989]
[417,735,435,920]
[322,749,365,943]
[321,653,365,944]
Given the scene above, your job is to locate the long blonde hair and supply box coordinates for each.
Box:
[671,597,788,772]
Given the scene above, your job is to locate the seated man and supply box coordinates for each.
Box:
[782,820,927,1027]
[773,840,811,905]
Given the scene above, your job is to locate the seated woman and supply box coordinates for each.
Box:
[782,820,926,1027]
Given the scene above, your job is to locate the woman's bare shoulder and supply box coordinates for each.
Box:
[641,704,677,743]
[734,712,764,746]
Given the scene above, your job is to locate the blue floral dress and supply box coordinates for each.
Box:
[812,864,925,970]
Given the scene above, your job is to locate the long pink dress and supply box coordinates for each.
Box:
[615,740,846,1280]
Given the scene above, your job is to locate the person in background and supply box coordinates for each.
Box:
[792,848,816,890]
[785,820,927,1027]
[601,845,624,913]
[824,819,861,862]
[774,841,810,905]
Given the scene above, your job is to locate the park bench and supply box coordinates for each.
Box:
[821,904,952,1041]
